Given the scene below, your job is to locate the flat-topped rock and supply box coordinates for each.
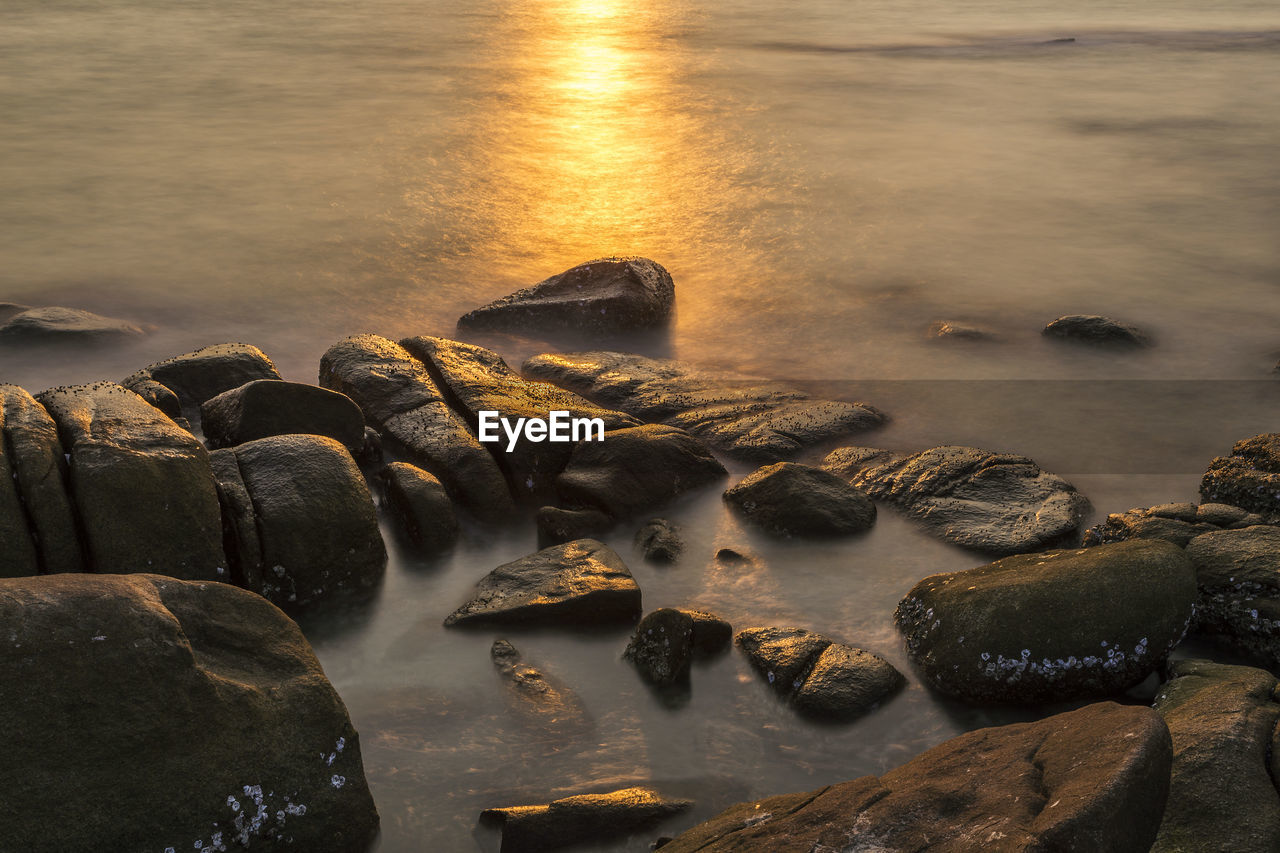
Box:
[1043,314,1151,346]
[1084,501,1265,548]
[522,351,885,462]
[1201,433,1280,521]
[0,305,144,342]
[724,462,875,537]
[480,786,691,853]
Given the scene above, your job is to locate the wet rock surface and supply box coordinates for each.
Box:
[480,786,691,853]
[1152,660,1280,853]
[0,573,379,853]
[445,539,641,627]
[378,462,459,555]
[1186,525,1280,668]
[200,379,366,453]
[490,639,590,735]
[895,539,1197,703]
[523,350,885,462]
[1084,500,1265,548]
[625,608,732,686]
[0,305,144,342]
[1200,433,1280,521]
[928,320,993,340]
[1042,314,1151,346]
[123,342,282,414]
[536,505,613,548]
[659,702,1170,853]
[458,256,676,335]
[635,517,683,562]
[828,444,1090,555]
[724,462,875,537]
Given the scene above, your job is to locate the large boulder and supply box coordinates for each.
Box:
[1201,433,1280,521]
[458,256,675,335]
[895,540,1197,703]
[1084,501,1265,548]
[660,702,1171,853]
[736,627,904,721]
[400,335,638,500]
[523,351,884,462]
[555,424,727,519]
[723,462,875,537]
[0,305,144,342]
[1186,525,1280,668]
[319,334,513,520]
[0,573,378,853]
[480,787,691,853]
[377,462,459,555]
[1151,660,1280,853]
[200,379,365,454]
[35,382,225,579]
[826,444,1090,555]
[1042,314,1151,346]
[122,342,282,414]
[444,539,641,627]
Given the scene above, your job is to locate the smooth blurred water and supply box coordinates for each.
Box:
[2,0,1279,849]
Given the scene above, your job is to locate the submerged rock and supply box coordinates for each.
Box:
[828,444,1089,555]
[122,342,282,413]
[1152,660,1280,853]
[0,305,144,342]
[895,539,1197,703]
[1186,525,1280,669]
[0,573,379,853]
[523,351,885,462]
[480,786,691,853]
[378,462,459,555]
[635,517,683,562]
[200,379,365,453]
[723,462,875,537]
[927,320,992,340]
[444,539,641,627]
[458,256,675,335]
[1084,501,1264,548]
[625,608,732,686]
[658,702,1170,853]
[1200,433,1280,521]
[490,639,589,734]
[1043,314,1151,346]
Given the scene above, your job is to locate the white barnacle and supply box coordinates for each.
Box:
[331,775,346,789]
[336,737,345,752]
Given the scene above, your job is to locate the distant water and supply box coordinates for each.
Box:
[3,0,1279,849]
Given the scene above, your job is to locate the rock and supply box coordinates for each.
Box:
[723,462,875,537]
[209,448,265,593]
[1186,525,1280,668]
[714,547,752,565]
[0,573,378,853]
[479,786,692,853]
[0,305,144,342]
[928,320,992,340]
[832,444,1090,555]
[200,379,365,453]
[400,335,637,500]
[458,256,676,335]
[556,424,727,518]
[378,462,459,555]
[319,334,513,521]
[444,539,641,627]
[736,627,903,721]
[895,539,1197,703]
[35,382,225,579]
[536,506,613,548]
[635,517,683,562]
[219,435,386,607]
[523,351,885,462]
[122,375,184,421]
[123,342,282,413]
[356,425,382,465]
[1084,501,1264,548]
[1151,660,1280,852]
[625,609,696,686]
[658,702,1170,853]
[1043,314,1151,346]
[1201,433,1280,521]
[490,639,589,734]
[818,445,898,479]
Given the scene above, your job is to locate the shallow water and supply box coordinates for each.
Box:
[3,0,1279,848]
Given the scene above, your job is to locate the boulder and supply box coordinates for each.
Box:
[536,506,613,548]
[0,573,378,853]
[1151,660,1280,852]
[479,787,691,853]
[658,702,1170,852]
[1201,433,1280,521]
[490,639,589,734]
[1042,314,1151,346]
[319,334,513,520]
[828,444,1090,555]
[1083,501,1264,548]
[122,342,282,413]
[635,517,683,562]
[723,462,875,537]
[556,424,727,519]
[378,462,459,555]
[35,382,225,579]
[444,539,641,627]
[736,627,903,721]
[0,305,144,342]
[209,448,265,593]
[523,351,885,463]
[1186,526,1280,668]
[458,256,675,335]
[624,608,732,686]
[400,335,637,500]
[895,540,1197,703]
[200,379,365,454]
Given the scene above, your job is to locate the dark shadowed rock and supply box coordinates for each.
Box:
[121,375,184,421]
[209,448,265,593]
[830,444,1090,555]
[625,608,696,686]
[1043,314,1151,346]
[444,539,640,627]
[1151,660,1280,853]
[400,335,638,500]
[523,351,885,462]
[36,382,225,579]
[687,611,733,656]
[556,424,727,519]
[536,506,613,548]
[0,305,144,342]
[895,540,1197,703]
[724,462,875,537]
[736,627,903,721]
[123,342,282,413]
[378,462,459,555]
[490,639,589,734]
[635,517,683,562]
[659,702,1170,853]
[1201,433,1280,521]
[319,334,513,520]
[1186,525,1280,669]
[0,573,378,853]
[458,257,676,335]
[200,379,365,453]
[480,786,691,853]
